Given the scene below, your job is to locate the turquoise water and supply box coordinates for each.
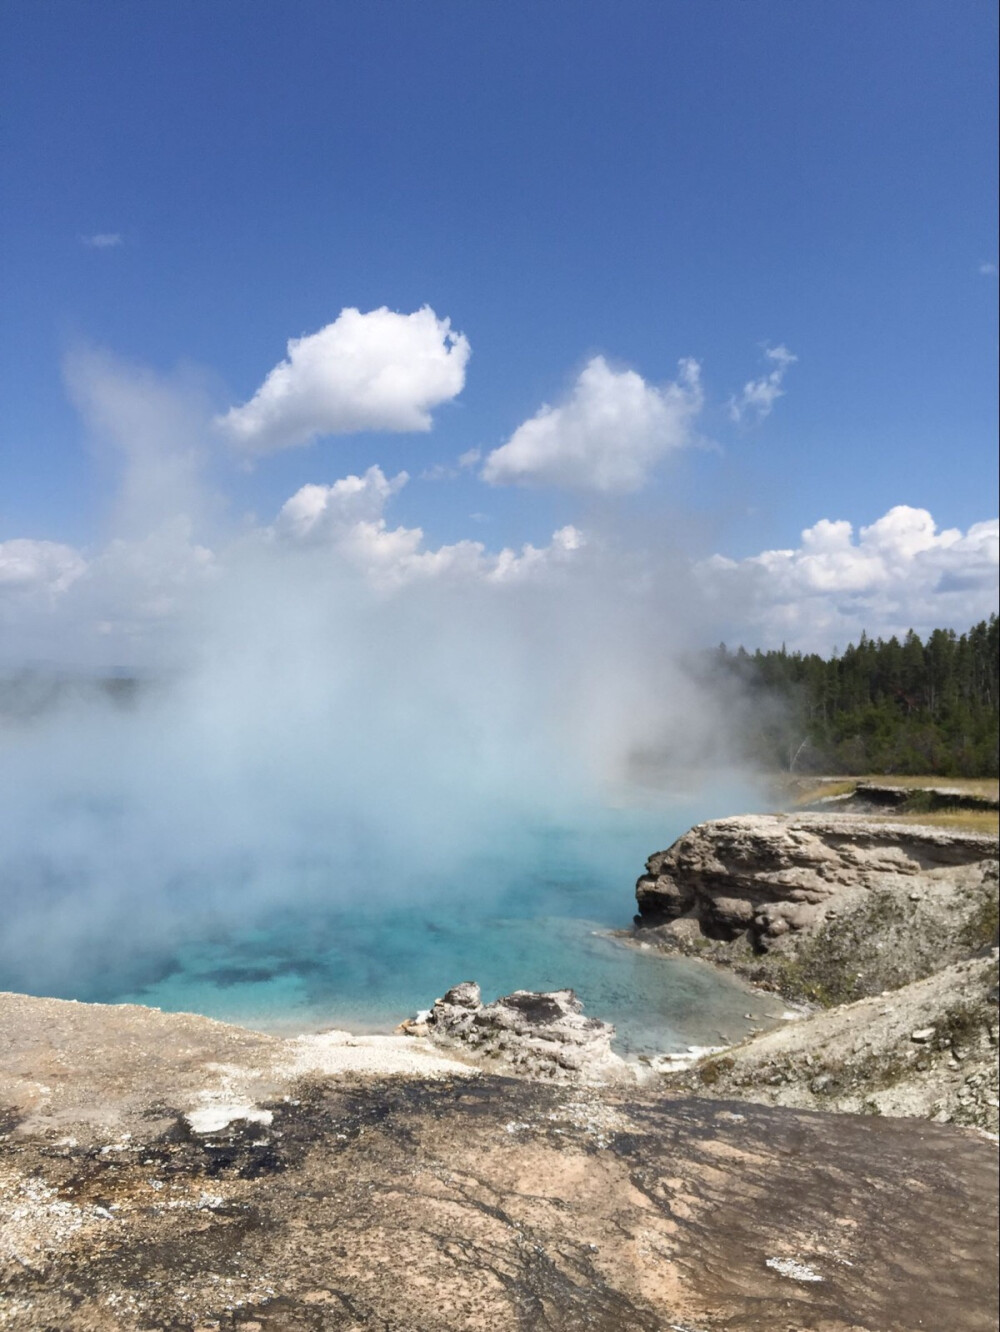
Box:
[118,912,781,1054]
[1,785,782,1053]
[95,797,782,1054]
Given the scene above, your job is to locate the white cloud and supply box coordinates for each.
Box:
[273,466,585,588]
[3,454,996,695]
[482,355,702,493]
[6,343,996,674]
[0,364,586,661]
[700,505,999,650]
[979,261,998,276]
[81,232,123,249]
[487,525,584,583]
[0,524,219,668]
[274,466,409,540]
[218,306,470,454]
[728,344,796,424]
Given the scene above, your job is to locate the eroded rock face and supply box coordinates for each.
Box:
[425,982,628,1081]
[637,814,996,943]
[668,950,1000,1133]
[634,814,998,1005]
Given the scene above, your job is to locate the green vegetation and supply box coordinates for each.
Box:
[697,1054,735,1086]
[711,615,999,776]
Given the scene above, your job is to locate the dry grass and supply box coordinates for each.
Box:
[850,774,999,799]
[772,774,999,833]
[779,774,998,804]
[785,778,856,805]
[879,809,999,834]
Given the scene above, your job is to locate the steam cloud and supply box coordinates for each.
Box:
[2,327,996,1002]
[0,347,727,999]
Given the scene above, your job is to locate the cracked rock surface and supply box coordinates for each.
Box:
[1,991,998,1331]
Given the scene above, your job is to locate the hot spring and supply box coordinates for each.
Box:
[0,686,778,1055]
[0,493,782,1056]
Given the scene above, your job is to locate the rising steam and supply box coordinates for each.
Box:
[0,343,740,1000]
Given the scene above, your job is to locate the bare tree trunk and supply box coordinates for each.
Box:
[788,737,809,772]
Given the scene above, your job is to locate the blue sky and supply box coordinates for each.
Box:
[1,0,997,657]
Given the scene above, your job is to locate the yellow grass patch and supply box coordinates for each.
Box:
[882,809,999,834]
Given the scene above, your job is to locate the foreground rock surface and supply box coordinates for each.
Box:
[635,813,998,1004]
[423,981,628,1082]
[1,993,997,1332]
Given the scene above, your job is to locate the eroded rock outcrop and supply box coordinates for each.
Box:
[635,814,997,1004]
[667,950,1000,1133]
[424,981,629,1082]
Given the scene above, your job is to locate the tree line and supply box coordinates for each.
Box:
[708,615,999,776]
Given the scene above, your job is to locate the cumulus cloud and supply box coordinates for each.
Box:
[273,465,584,587]
[1,456,590,668]
[728,345,796,424]
[482,355,703,492]
[700,505,999,650]
[218,306,470,454]
[6,342,997,670]
[81,232,123,248]
[275,465,409,540]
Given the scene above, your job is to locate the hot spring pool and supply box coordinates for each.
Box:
[3,789,784,1054]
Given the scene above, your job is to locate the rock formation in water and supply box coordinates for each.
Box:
[423,980,629,1082]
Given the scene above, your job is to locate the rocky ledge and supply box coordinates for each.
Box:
[634,813,999,1130]
[635,813,997,1002]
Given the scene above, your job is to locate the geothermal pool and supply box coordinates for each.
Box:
[114,910,782,1054]
[7,797,782,1055]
